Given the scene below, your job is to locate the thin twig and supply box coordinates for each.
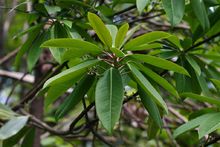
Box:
[185,31,220,53]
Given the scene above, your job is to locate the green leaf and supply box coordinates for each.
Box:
[136,0,149,14]
[211,79,220,89]
[0,103,16,120]
[21,128,35,147]
[127,63,168,113]
[186,55,201,76]
[88,12,112,48]
[49,22,70,63]
[95,68,124,133]
[191,0,210,30]
[124,31,171,51]
[3,128,28,147]
[162,0,185,26]
[173,113,219,138]
[55,74,95,120]
[13,23,43,39]
[41,38,102,55]
[14,27,41,69]
[45,80,76,107]
[0,116,29,140]
[43,59,99,88]
[106,25,118,47]
[195,73,211,96]
[115,23,129,49]
[138,86,163,128]
[136,63,178,97]
[122,25,140,47]
[128,54,189,76]
[110,47,125,57]
[127,43,162,51]
[198,113,220,139]
[147,117,160,139]
[180,92,220,106]
[27,31,49,71]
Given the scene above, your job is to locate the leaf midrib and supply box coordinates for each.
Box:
[109,68,113,129]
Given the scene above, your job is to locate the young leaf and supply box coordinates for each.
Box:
[95,68,124,133]
[0,116,29,140]
[127,63,168,113]
[180,92,220,106]
[41,38,102,55]
[136,0,149,14]
[136,63,178,97]
[138,86,163,128]
[198,113,220,139]
[115,23,129,49]
[191,0,210,30]
[55,74,95,120]
[88,12,112,48]
[173,113,219,138]
[43,59,99,88]
[186,55,201,76]
[162,0,185,26]
[128,54,189,76]
[122,25,140,47]
[124,31,171,51]
[106,25,118,47]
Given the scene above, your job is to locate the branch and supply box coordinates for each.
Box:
[0,48,19,65]
[0,69,34,83]
[205,135,220,146]
[185,31,220,53]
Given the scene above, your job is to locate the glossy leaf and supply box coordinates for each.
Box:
[14,27,41,69]
[127,63,168,113]
[162,0,185,26]
[43,59,99,88]
[138,86,163,128]
[45,80,76,107]
[211,79,220,89]
[55,74,95,120]
[191,0,210,30]
[115,23,129,49]
[186,55,201,76]
[136,0,149,14]
[21,128,35,147]
[27,31,49,71]
[129,54,189,76]
[88,12,112,48]
[127,43,162,51]
[0,103,16,120]
[198,113,220,139]
[124,31,171,51]
[136,63,178,97]
[106,25,118,47]
[95,68,124,133]
[41,38,102,55]
[180,92,220,106]
[0,116,29,140]
[173,113,218,138]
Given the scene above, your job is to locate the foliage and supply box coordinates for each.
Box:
[1,0,220,146]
